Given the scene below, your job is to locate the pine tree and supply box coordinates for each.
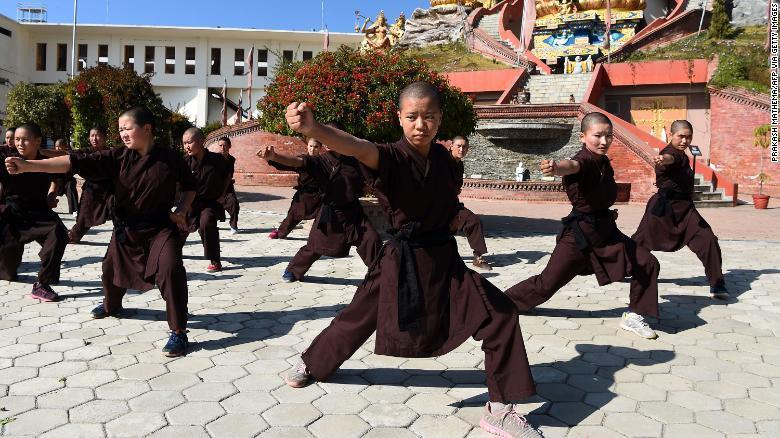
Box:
[708,0,732,40]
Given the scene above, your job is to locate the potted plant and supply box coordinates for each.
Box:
[753,124,771,209]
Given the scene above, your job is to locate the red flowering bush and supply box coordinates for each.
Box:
[257,47,476,143]
[65,65,188,149]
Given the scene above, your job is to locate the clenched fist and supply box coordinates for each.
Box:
[540,159,556,177]
[256,145,276,161]
[285,102,316,136]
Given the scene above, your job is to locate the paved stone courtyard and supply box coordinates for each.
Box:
[1,203,780,437]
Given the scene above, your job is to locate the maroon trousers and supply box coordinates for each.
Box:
[506,230,660,317]
[0,216,68,285]
[101,230,188,331]
[70,186,112,241]
[220,190,240,230]
[633,196,725,288]
[182,206,222,263]
[286,224,382,280]
[278,194,321,238]
[301,262,533,403]
[452,207,488,256]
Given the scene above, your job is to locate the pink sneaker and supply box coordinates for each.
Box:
[480,403,541,438]
[268,229,280,239]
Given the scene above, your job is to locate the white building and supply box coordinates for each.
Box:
[0,13,362,127]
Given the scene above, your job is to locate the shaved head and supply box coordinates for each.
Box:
[580,112,612,133]
[398,81,442,111]
[183,127,205,141]
[670,120,693,134]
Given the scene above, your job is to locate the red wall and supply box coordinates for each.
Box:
[206,123,306,186]
[709,88,776,198]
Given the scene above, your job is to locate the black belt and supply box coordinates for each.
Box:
[560,209,614,252]
[651,190,692,217]
[113,213,171,243]
[389,222,455,332]
[316,199,361,233]
[2,196,53,221]
[292,185,321,202]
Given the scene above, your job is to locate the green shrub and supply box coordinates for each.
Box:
[257,46,477,143]
[5,82,71,142]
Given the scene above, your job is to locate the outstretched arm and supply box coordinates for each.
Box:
[286,102,379,170]
[540,158,580,177]
[256,145,304,169]
[652,154,675,167]
[4,155,72,175]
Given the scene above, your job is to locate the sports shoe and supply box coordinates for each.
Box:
[284,360,312,388]
[472,255,493,271]
[71,211,78,217]
[268,229,280,239]
[710,285,730,300]
[480,402,541,438]
[206,262,222,273]
[67,231,80,244]
[161,331,188,357]
[30,282,59,302]
[282,270,297,283]
[230,227,239,235]
[620,311,658,339]
[91,303,123,319]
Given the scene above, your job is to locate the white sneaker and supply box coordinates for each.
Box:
[230,227,239,235]
[71,212,78,217]
[620,311,658,339]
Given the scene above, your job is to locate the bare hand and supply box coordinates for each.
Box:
[4,157,28,175]
[169,211,188,232]
[256,145,276,161]
[652,155,665,167]
[285,102,316,136]
[540,159,556,177]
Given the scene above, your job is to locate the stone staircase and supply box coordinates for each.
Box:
[525,73,593,104]
[693,174,733,207]
[475,12,517,51]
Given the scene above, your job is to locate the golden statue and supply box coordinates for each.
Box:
[535,0,646,18]
[429,0,495,8]
[389,12,406,46]
[358,10,394,52]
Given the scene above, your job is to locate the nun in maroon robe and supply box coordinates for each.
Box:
[506,134,660,326]
[632,141,727,296]
[69,127,114,243]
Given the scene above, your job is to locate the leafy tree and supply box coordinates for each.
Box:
[5,82,71,142]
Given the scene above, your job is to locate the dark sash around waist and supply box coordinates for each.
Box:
[113,212,171,243]
[316,199,362,233]
[292,185,321,202]
[651,189,693,217]
[82,179,113,197]
[561,209,614,252]
[389,222,455,332]
[2,195,53,221]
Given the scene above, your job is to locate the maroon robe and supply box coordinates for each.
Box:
[632,145,725,288]
[285,151,381,280]
[506,146,660,317]
[0,147,68,285]
[301,139,534,404]
[451,160,488,257]
[70,147,114,241]
[270,157,323,238]
[219,154,240,230]
[184,150,230,263]
[70,146,196,331]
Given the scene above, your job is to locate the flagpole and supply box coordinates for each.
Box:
[71,0,78,77]
[321,1,325,31]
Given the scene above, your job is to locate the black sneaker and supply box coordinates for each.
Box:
[30,282,59,302]
[91,303,123,319]
[710,285,731,300]
[161,331,188,357]
[282,270,297,283]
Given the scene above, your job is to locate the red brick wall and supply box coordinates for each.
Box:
[609,137,657,203]
[708,88,776,198]
[206,123,306,186]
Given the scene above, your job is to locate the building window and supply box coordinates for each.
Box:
[0,27,11,38]
[144,46,155,73]
[164,46,175,74]
[210,48,221,75]
[257,49,268,76]
[234,48,244,76]
[282,50,293,63]
[184,47,195,75]
[56,43,67,71]
[98,44,108,66]
[77,44,88,71]
[302,51,313,61]
[124,45,134,70]
[35,43,47,71]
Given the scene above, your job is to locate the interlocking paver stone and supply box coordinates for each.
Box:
[1,205,779,437]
